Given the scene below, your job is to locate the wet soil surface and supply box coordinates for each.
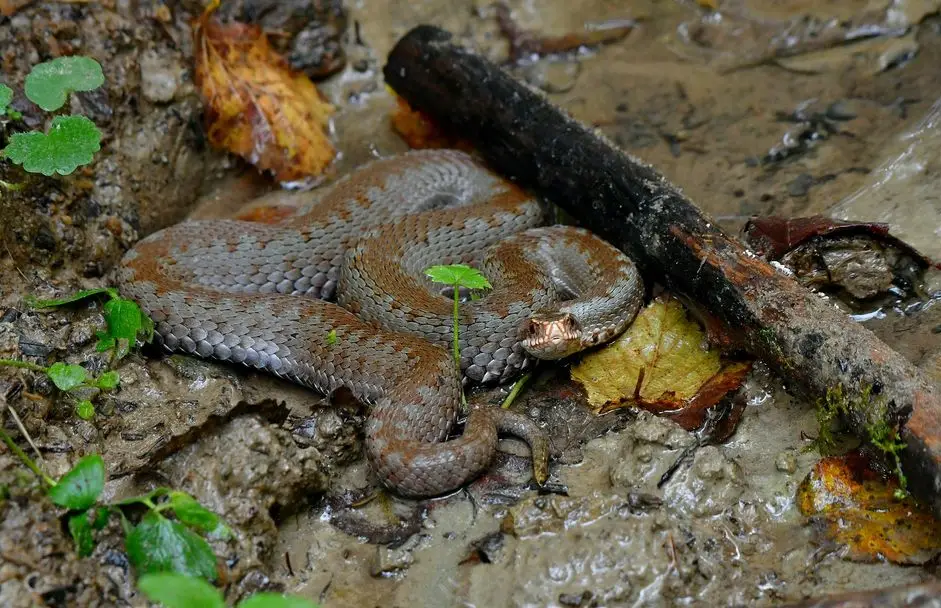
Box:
[1,1,940,606]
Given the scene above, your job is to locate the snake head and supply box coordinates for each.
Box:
[520,312,584,360]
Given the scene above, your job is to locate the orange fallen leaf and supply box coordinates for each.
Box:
[798,450,941,564]
[193,3,336,183]
[390,93,474,152]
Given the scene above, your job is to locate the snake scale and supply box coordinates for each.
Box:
[118,149,644,497]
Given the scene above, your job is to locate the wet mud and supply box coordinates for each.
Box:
[1,1,940,606]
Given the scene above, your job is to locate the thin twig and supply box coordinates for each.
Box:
[0,423,55,486]
[6,403,43,466]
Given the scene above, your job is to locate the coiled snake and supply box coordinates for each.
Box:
[118,149,644,497]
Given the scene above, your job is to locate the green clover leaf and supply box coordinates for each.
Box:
[4,115,101,176]
[24,56,104,111]
[425,264,492,290]
[47,362,88,391]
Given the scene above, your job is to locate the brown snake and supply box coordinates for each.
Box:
[117,149,644,497]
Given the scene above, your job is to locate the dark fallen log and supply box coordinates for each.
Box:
[383,25,941,515]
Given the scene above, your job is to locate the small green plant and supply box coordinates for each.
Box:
[865,406,909,500]
[28,287,154,358]
[0,56,104,178]
[814,384,849,452]
[425,264,492,367]
[814,383,909,498]
[138,572,320,608]
[0,83,21,120]
[0,358,119,420]
[0,436,231,579]
[424,264,533,409]
[1,288,154,418]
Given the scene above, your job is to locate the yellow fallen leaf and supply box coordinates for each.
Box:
[193,4,336,183]
[798,451,941,564]
[571,295,723,412]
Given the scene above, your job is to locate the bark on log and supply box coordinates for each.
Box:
[383,25,941,515]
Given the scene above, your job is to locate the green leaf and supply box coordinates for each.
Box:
[95,331,116,352]
[26,287,118,309]
[75,399,95,420]
[138,572,225,608]
[48,454,104,510]
[24,56,104,111]
[3,115,101,176]
[103,297,144,342]
[96,370,120,390]
[125,511,218,580]
[425,264,492,290]
[47,362,88,391]
[91,506,111,530]
[68,510,96,557]
[326,329,337,346]
[167,492,231,539]
[0,84,12,115]
[239,594,321,608]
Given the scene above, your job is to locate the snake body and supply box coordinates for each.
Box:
[118,150,644,497]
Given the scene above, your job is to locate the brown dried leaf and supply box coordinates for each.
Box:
[797,451,941,564]
[193,5,336,183]
[571,296,749,430]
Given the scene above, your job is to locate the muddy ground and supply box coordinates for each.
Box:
[1,0,940,607]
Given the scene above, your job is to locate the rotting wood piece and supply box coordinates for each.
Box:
[383,25,941,516]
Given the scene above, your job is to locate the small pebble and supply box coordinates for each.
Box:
[788,173,814,197]
[825,100,857,121]
[371,545,414,576]
[139,50,184,104]
[775,450,798,474]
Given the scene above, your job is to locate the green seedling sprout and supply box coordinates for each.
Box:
[1,56,104,179]
[1,288,153,419]
[424,264,533,409]
[0,358,120,419]
[0,428,231,577]
[2,424,314,603]
[425,264,492,368]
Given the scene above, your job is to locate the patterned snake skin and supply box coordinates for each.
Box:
[117,150,644,497]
